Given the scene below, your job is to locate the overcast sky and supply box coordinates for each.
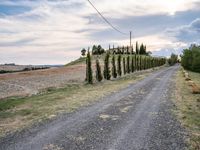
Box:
[0,0,200,65]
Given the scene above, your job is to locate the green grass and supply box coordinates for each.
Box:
[65,57,86,66]
[174,68,200,150]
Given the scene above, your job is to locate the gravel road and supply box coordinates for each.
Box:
[0,65,187,150]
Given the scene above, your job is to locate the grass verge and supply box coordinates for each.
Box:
[173,68,200,150]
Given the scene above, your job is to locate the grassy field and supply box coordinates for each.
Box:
[0,67,161,138]
[174,68,200,150]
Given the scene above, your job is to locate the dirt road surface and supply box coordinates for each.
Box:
[0,66,187,150]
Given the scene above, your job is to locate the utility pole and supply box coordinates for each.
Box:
[130,31,132,48]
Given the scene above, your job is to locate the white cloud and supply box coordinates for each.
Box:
[166,18,200,43]
[0,0,199,64]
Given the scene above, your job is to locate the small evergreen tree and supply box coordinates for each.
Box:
[86,50,93,84]
[112,55,117,78]
[104,52,111,80]
[117,54,122,76]
[96,59,103,82]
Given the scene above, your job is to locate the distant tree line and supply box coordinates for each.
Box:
[168,53,178,66]
[81,42,151,57]
[181,44,200,73]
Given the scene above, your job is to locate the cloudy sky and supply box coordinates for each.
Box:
[0,0,200,65]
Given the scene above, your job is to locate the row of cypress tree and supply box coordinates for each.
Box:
[86,51,166,84]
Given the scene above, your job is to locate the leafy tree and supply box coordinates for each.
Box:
[92,45,98,55]
[86,50,93,84]
[96,59,103,82]
[168,53,178,66]
[112,55,117,78]
[117,54,122,76]
[181,45,200,72]
[103,52,111,80]
[92,45,105,55]
[81,48,86,56]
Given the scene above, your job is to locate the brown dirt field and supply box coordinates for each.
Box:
[0,64,86,99]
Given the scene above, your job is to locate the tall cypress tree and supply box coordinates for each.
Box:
[117,54,122,76]
[131,56,134,73]
[134,54,137,71]
[123,57,126,75]
[140,55,142,70]
[103,52,111,80]
[112,55,117,78]
[86,50,93,84]
[127,55,130,73]
[136,41,139,54]
[96,59,103,82]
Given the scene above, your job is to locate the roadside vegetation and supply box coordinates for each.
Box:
[173,44,200,150]
[175,69,200,150]
[84,42,166,84]
[181,45,200,73]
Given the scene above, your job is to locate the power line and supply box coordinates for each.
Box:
[87,0,128,35]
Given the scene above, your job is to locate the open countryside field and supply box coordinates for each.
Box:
[0,63,86,99]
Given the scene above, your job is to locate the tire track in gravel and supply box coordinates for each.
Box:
[0,66,187,150]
